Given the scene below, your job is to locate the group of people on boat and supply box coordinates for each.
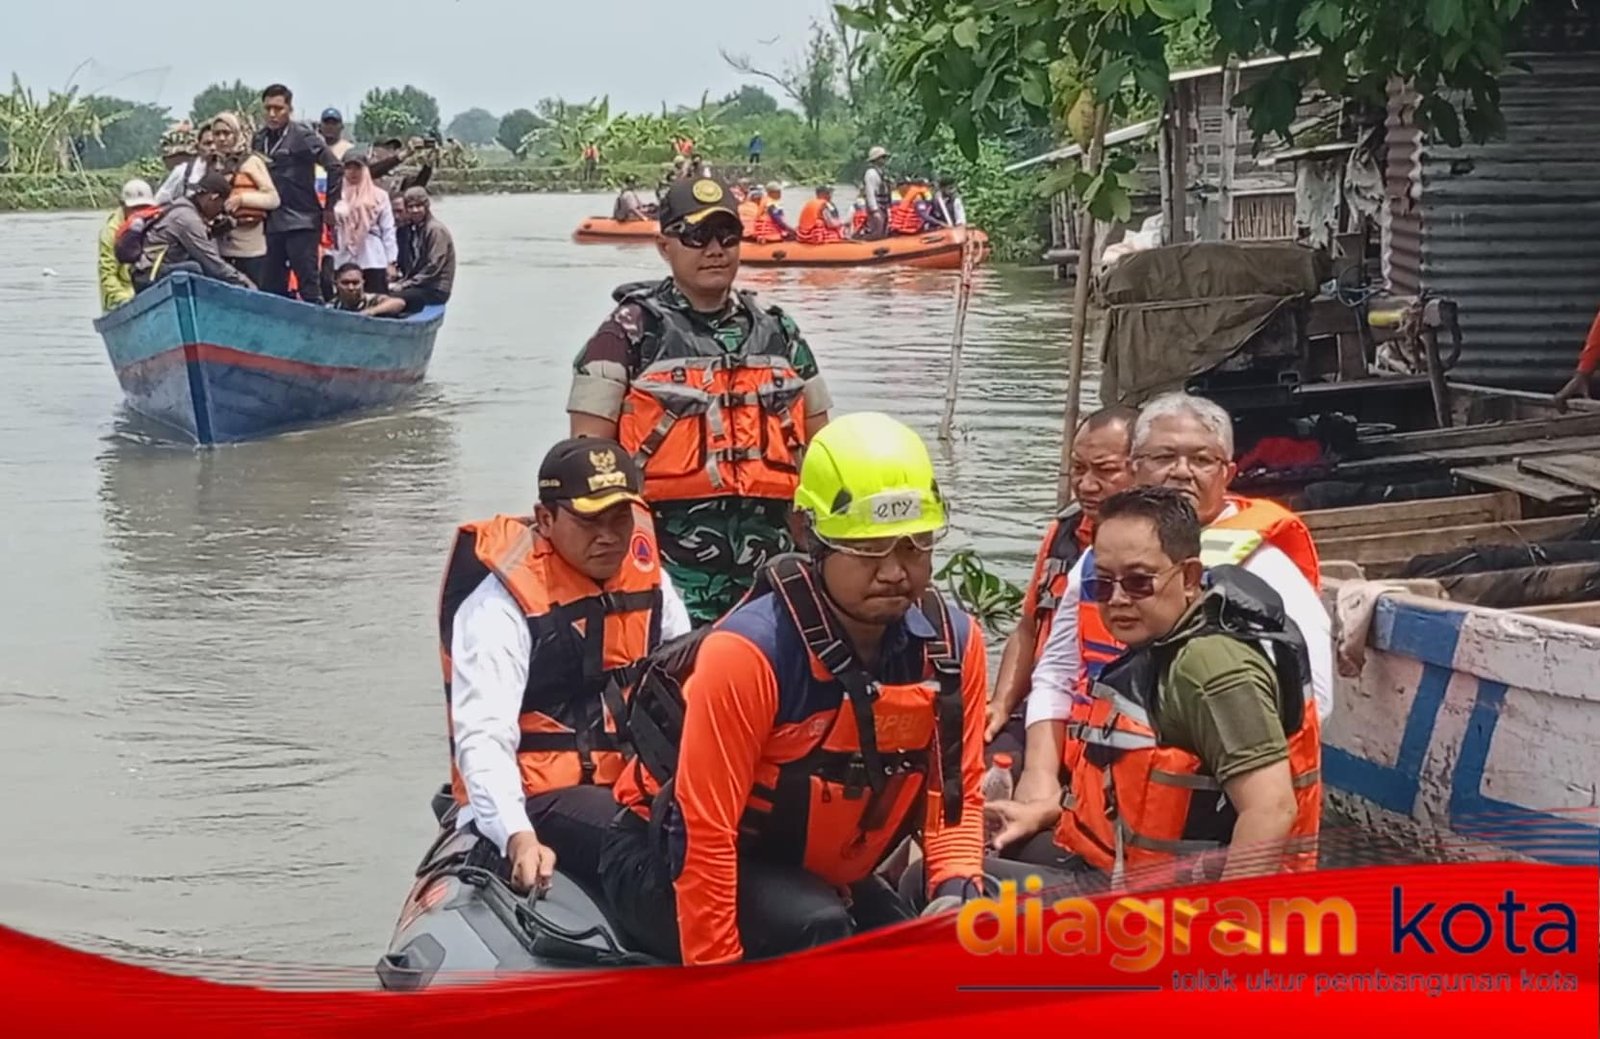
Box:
[611,143,966,246]
[433,171,1331,967]
[97,84,456,319]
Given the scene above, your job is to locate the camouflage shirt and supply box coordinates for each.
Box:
[568,278,832,624]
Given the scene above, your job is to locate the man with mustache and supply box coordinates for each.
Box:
[998,391,1331,858]
[568,175,832,626]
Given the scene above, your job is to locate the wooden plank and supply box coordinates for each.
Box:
[1316,515,1589,571]
[1519,454,1600,494]
[1304,492,1520,537]
[1438,562,1600,609]
[1514,601,1600,627]
[1452,463,1591,505]
[1335,432,1600,479]
[1346,411,1600,457]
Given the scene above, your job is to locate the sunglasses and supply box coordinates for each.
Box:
[669,221,742,250]
[1082,563,1184,603]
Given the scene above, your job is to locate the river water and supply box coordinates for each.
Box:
[0,192,1093,971]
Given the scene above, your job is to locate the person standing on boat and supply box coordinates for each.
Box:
[99,178,155,311]
[974,487,1321,884]
[204,112,279,288]
[439,437,692,894]
[252,84,341,304]
[862,145,892,240]
[600,413,988,964]
[153,124,205,205]
[331,154,398,295]
[985,405,1138,769]
[567,174,833,626]
[390,187,456,310]
[1007,391,1332,833]
[317,107,352,162]
[129,171,255,292]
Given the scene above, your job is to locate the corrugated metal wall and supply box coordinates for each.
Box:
[1383,83,1424,295]
[1398,52,1600,390]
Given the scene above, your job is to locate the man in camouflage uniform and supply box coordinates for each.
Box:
[568,175,832,625]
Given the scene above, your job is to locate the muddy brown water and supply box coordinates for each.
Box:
[0,192,1097,969]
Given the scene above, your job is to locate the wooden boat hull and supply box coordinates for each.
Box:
[1321,587,1600,865]
[94,273,443,445]
[572,217,659,242]
[739,227,988,270]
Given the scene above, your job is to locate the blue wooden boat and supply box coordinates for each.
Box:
[94,272,444,445]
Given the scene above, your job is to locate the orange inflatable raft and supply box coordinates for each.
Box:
[572,217,660,242]
[740,227,987,270]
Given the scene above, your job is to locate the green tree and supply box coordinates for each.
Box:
[354,85,441,142]
[722,20,842,147]
[191,79,259,125]
[77,96,169,168]
[446,107,499,146]
[496,108,542,155]
[719,85,779,121]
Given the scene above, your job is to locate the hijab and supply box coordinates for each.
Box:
[336,162,384,255]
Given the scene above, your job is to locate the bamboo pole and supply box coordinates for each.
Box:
[1056,105,1110,507]
[938,236,980,442]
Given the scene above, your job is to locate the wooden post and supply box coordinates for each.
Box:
[938,238,980,442]
[1057,106,1110,508]
[1219,62,1241,242]
[1171,86,1189,244]
[1157,102,1174,245]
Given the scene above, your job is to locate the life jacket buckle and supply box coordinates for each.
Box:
[670,367,687,384]
[843,759,869,799]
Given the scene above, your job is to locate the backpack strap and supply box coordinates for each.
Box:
[920,586,966,827]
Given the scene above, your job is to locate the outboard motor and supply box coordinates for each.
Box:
[376,786,659,990]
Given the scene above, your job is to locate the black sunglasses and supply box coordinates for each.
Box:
[669,220,742,250]
[1082,563,1184,604]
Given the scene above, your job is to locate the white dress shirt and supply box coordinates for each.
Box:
[450,568,692,853]
[154,158,208,205]
[1025,503,1334,728]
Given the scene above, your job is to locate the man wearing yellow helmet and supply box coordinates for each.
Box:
[600,412,990,965]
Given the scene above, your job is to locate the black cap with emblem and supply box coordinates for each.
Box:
[656,175,741,233]
[537,436,646,515]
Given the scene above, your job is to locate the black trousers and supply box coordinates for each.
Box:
[262,229,323,302]
[227,254,265,287]
[898,834,1108,908]
[362,268,389,294]
[598,809,911,964]
[987,712,1027,779]
[397,285,449,312]
[519,784,619,888]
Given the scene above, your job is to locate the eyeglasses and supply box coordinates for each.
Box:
[1131,450,1228,475]
[818,529,945,559]
[1082,563,1184,603]
[669,221,742,250]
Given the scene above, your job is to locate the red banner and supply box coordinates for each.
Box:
[2,862,1594,1037]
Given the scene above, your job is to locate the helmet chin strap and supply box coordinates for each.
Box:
[802,519,884,631]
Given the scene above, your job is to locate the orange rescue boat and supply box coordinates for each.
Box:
[740,227,988,270]
[572,217,660,242]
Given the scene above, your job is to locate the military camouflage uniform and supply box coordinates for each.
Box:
[569,278,830,625]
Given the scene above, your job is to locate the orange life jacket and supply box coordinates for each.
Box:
[795,198,843,244]
[1055,566,1322,884]
[1021,507,1089,665]
[752,202,785,243]
[621,556,969,887]
[738,199,761,239]
[889,187,928,235]
[437,510,664,800]
[613,283,808,504]
[1207,494,1321,590]
[227,168,268,228]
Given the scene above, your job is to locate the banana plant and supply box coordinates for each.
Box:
[0,74,118,174]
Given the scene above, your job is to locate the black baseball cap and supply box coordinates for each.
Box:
[537,437,646,515]
[656,176,740,233]
[190,170,233,198]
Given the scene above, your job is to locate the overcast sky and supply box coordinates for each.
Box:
[3,0,837,121]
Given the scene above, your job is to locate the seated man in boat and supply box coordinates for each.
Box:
[737,183,765,240]
[99,178,155,311]
[751,182,796,243]
[599,413,989,965]
[850,198,869,238]
[976,487,1321,884]
[568,174,832,625]
[389,187,455,311]
[795,186,846,245]
[888,178,934,235]
[1007,391,1332,844]
[928,176,966,228]
[328,262,405,317]
[128,171,256,292]
[986,406,1137,769]
[439,436,692,895]
[612,175,656,223]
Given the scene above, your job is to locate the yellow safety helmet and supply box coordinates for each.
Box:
[795,412,948,542]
